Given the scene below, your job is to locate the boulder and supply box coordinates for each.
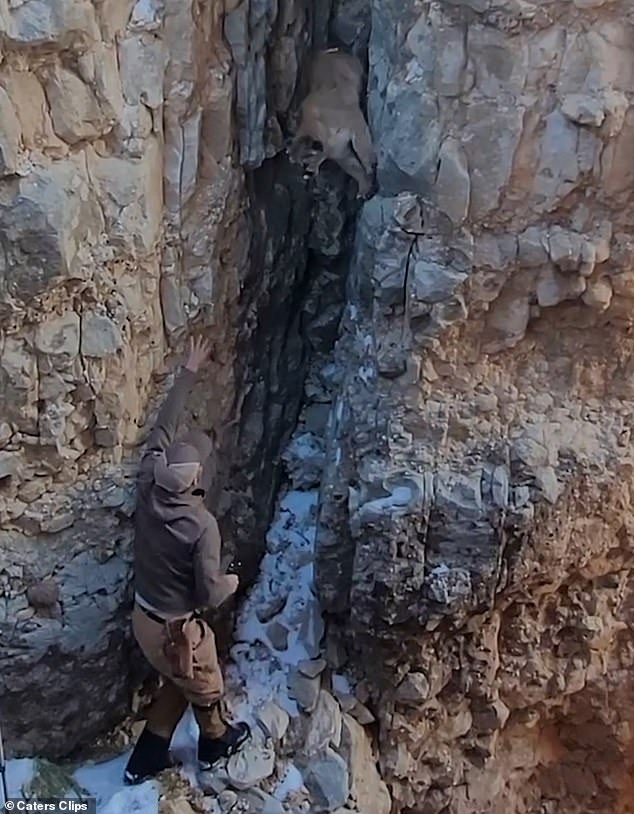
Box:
[226,742,275,790]
[301,748,349,812]
[339,715,391,814]
[304,691,342,756]
[0,158,104,300]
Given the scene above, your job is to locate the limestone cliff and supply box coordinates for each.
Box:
[1,0,633,812]
[0,0,323,756]
[316,1,634,812]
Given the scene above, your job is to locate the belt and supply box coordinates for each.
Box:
[136,602,193,625]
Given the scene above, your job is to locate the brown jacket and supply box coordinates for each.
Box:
[133,368,236,614]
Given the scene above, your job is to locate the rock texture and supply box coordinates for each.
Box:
[315,1,634,813]
[0,0,321,757]
[3,1,634,813]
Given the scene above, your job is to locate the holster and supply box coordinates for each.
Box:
[163,617,197,679]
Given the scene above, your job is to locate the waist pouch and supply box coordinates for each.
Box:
[163,617,197,679]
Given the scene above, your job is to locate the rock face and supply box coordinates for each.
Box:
[315,1,634,813]
[2,2,634,813]
[0,0,319,757]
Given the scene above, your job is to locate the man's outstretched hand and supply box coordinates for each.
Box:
[184,336,213,374]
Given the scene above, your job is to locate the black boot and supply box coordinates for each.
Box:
[198,722,251,770]
[124,727,172,785]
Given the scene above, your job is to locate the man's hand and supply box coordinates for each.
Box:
[184,336,213,374]
[226,574,239,595]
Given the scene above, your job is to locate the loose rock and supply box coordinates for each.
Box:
[256,701,290,742]
[304,691,343,755]
[288,670,321,713]
[301,749,349,812]
[226,742,275,790]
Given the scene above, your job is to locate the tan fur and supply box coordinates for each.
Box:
[289,49,376,197]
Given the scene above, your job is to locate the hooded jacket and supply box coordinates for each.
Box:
[133,368,236,615]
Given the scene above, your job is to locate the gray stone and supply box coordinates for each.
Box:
[533,110,581,207]
[536,268,586,308]
[129,0,163,31]
[463,103,523,218]
[41,511,75,534]
[282,432,326,490]
[518,227,549,268]
[86,140,162,252]
[534,466,562,505]
[349,701,375,726]
[432,27,467,97]
[301,748,349,812]
[435,138,470,224]
[266,620,289,651]
[561,94,605,127]
[376,86,442,196]
[484,290,530,352]
[226,741,275,790]
[239,789,285,814]
[411,261,466,304]
[80,313,123,358]
[288,670,321,713]
[255,594,287,624]
[298,597,325,659]
[256,700,289,742]
[218,790,239,813]
[0,422,12,448]
[582,277,613,311]
[44,65,111,144]
[395,672,430,706]
[35,312,81,357]
[547,228,584,273]
[298,658,327,679]
[0,87,20,175]
[1,0,100,46]
[0,158,104,300]
[334,693,357,714]
[78,41,125,121]
[118,33,166,109]
[0,451,20,479]
[304,691,342,755]
[339,715,391,814]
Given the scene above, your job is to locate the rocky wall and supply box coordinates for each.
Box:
[316,1,634,812]
[0,0,319,758]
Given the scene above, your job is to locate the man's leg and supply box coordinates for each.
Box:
[144,681,189,740]
[175,619,250,769]
[125,608,189,785]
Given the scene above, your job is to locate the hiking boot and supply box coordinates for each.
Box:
[124,727,172,785]
[198,721,251,770]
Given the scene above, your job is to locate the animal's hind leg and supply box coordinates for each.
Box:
[335,143,373,196]
[351,115,376,176]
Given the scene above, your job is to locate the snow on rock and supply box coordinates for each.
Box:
[228,487,320,717]
[281,432,325,489]
[100,783,160,814]
[226,738,275,790]
[4,758,34,798]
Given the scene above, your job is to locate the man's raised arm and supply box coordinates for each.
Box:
[145,337,212,455]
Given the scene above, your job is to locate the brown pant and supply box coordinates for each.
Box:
[132,605,226,740]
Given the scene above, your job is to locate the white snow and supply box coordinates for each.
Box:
[6,440,324,812]
[4,758,34,798]
[227,489,320,719]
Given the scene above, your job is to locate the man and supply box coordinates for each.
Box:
[124,337,250,785]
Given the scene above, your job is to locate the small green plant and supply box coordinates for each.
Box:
[22,758,90,800]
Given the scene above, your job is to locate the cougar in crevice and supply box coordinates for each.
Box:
[288,49,377,198]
